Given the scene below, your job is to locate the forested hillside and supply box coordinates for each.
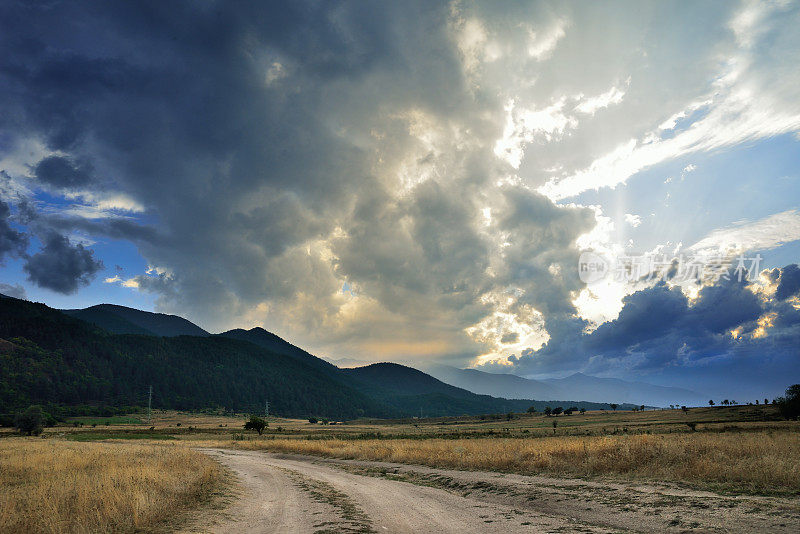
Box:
[0,297,390,418]
[0,296,626,419]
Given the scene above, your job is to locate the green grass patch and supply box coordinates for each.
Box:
[69,416,144,425]
[67,432,175,442]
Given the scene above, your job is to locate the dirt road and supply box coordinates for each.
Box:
[188,448,800,533]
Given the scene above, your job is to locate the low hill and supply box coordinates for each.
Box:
[62,304,209,337]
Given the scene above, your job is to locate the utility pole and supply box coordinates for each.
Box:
[147,385,152,425]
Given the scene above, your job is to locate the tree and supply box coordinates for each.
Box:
[755,399,759,405]
[506,412,514,421]
[609,403,618,411]
[244,415,267,435]
[308,417,318,424]
[776,384,800,420]
[765,398,770,405]
[563,408,573,415]
[526,406,536,414]
[708,400,714,406]
[544,406,552,416]
[579,407,586,414]
[640,405,645,412]
[722,399,729,405]
[552,407,563,416]
[681,406,689,413]
[15,405,44,436]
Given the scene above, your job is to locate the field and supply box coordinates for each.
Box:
[0,439,223,533]
[2,404,798,532]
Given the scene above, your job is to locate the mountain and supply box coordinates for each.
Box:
[426,365,562,400]
[0,296,387,419]
[542,373,707,407]
[341,363,623,416]
[218,327,336,374]
[1,296,635,418]
[62,304,210,337]
[427,366,706,407]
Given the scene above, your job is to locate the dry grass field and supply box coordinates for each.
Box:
[198,430,800,495]
[0,439,223,533]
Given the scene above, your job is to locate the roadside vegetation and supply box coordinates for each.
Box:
[0,439,223,533]
[208,430,800,495]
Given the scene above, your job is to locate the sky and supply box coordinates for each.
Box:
[1,0,799,399]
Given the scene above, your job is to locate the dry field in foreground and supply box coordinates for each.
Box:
[202,430,800,495]
[0,439,223,533]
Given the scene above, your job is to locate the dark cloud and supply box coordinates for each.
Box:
[32,155,93,188]
[0,0,795,394]
[775,264,800,300]
[23,232,103,294]
[495,265,800,398]
[0,199,28,261]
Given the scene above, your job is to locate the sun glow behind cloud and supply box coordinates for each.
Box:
[0,0,798,394]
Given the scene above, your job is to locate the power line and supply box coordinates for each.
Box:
[147,385,152,425]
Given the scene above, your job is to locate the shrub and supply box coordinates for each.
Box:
[308,417,318,424]
[15,405,44,436]
[776,384,800,420]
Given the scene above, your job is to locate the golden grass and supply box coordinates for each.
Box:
[0,439,222,533]
[205,430,800,494]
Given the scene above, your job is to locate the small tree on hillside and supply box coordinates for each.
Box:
[552,407,563,416]
[609,403,618,411]
[244,415,267,435]
[308,417,318,424]
[681,406,689,413]
[544,406,552,416]
[15,405,43,436]
[526,406,537,414]
[579,407,586,414]
[708,400,714,406]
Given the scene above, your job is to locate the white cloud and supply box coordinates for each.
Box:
[538,2,800,201]
[574,80,628,115]
[526,19,567,61]
[494,98,577,169]
[689,209,800,255]
[624,213,642,227]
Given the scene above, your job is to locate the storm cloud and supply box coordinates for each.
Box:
[0,1,798,396]
[23,232,103,294]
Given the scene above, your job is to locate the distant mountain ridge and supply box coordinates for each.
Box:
[62,304,210,337]
[426,365,707,407]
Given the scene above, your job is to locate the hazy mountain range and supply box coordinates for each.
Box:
[426,366,708,407]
